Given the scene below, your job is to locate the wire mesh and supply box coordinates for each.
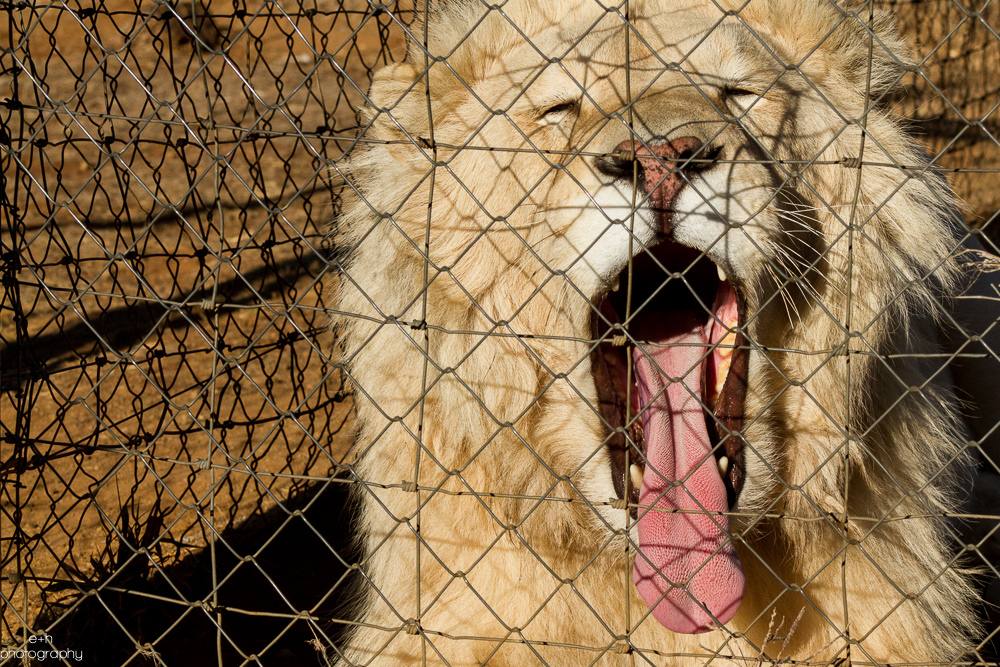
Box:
[1,0,998,665]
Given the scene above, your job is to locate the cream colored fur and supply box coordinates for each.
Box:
[331,1,996,664]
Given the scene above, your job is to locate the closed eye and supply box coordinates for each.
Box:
[725,86,759,98]
[724,86,762,110]
[538,100,579,124]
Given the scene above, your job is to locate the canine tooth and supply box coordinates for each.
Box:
[612,276,620,292]
[718,456,729,477]
[718,330,737,358]
[629,463,643,491]
[717,265,727,282]
[715,357,731,397]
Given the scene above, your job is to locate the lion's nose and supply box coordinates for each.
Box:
[600,136,714,214]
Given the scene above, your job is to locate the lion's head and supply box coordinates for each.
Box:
[335,0,979,659]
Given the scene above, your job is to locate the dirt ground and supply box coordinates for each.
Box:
[1,0,997,664]
[0,0,403,657]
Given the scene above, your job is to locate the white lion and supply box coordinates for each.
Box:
[331,0,1000,664]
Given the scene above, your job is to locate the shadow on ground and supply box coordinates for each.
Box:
[34,477,361,666]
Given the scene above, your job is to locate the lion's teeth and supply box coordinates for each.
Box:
[715,357,730,397]
[718,330,737,359]
[717,265,727,282]
[718,319,739,359]
[629,463,643,491]
[612,276,620,292]
[718,456,729,477]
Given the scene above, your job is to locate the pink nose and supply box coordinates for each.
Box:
[614,136,704,214]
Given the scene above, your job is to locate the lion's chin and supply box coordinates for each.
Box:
[591,239,749,633]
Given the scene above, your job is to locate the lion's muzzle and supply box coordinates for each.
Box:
[598,136,718,232]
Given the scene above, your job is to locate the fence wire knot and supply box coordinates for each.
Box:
[615,148,636,162]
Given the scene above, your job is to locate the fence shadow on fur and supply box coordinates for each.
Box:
[34,476,360,666]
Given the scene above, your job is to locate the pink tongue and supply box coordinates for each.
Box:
[632,312,745,634]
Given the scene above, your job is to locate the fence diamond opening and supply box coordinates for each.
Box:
[2,0,999,666]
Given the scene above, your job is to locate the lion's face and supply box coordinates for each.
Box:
[347,0,962,640]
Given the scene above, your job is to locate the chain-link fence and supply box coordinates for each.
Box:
[1,0,999,665]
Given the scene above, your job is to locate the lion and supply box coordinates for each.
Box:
[330,0,1000,664]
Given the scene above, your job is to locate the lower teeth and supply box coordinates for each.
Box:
[718,455,729,477]
[629,464,644,491]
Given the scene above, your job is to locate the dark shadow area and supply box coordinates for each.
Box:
[33,476,361,667]
[981,586,1000,663]
[0,253,328,392]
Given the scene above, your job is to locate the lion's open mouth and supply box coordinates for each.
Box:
[591,239,747,634]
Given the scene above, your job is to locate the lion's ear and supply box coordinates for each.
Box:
[366,62,428,142]
[409,0,493,67]
[791,1,911,102]
[864,10,913,102]
[846,5,913,101]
